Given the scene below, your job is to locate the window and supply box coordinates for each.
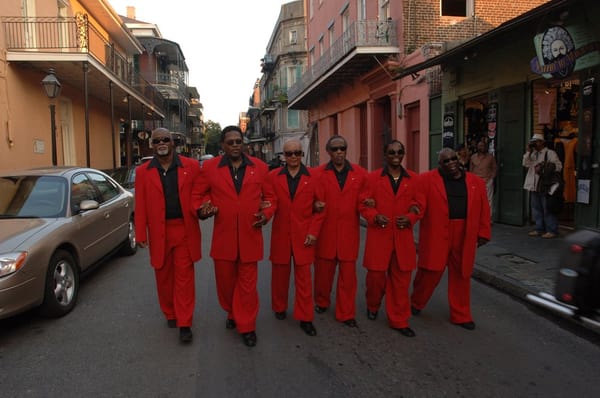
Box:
[342,9,349,33]
[87,172,119,203]
[379,0,390,20]
[357,0,366,20]
[289,30,298,45]
[328,24,335,47]
[441,0,468,17]
[319,37,324,56]
[309,0,314,19]
[287,110,299,129]
[71,174,99,212]
[309,47,315,66]
[286,66,302,89]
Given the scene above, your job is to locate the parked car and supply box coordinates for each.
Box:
[105,166,136,194]
[0,167,136,320]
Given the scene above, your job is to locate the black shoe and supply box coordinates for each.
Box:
[455,321,476,330]
[343,319,357,328]
[167,319,177,328]
[367,310,378,320]
[242,331,257,347]
[179,327,193,343]
[274,311,287,320]
[315,306,328,314]
[395,327,416,337]
[300,321,317,336]
[225,319,236,329]
[411,306,421,316]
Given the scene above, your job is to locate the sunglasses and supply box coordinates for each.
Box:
[151,137,171,144]
[442,156,459,164]
[330,146,347,152]
[225,139,243,146]
[387,149,405,156]
[284,150,303,157]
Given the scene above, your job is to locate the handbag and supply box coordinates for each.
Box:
[537,151,565,214]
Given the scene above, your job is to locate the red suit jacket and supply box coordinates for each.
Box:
[360,168,420,271]
[268,166,325,265]
[415,169,491,277]
[314,162,368,262]
[134,156,203,268]
[198,155,275,263]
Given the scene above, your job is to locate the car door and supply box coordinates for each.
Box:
[87,171,131,250]
[70,173,113,268]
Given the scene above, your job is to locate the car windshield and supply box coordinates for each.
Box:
[0,175,68,218]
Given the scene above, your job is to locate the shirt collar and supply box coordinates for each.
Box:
[325,160,353,172]
[147,154,182,169]
[382,166,410,178]
[279,163,310,177]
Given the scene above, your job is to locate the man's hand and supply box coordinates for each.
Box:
[137,241,148,249]
[252,211,267,228]
[375,214,390,228]
[260,200,272,210]
[198,201,218,220]
[363,198,376,208]
[313,200,325,213]
[477,237,489,247]
[395,215,411,230]
[304,234,317,246]
[408,205,420,215]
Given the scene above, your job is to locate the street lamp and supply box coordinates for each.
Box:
[41,68,62,166]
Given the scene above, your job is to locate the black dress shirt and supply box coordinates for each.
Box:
[439,168,467,219]
[148,155,183,219]
[326,160,353,190]
[382,166,411,195]
[280,164,310,200]
[218,154,255,194]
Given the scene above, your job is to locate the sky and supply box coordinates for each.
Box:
[107,0,290,127]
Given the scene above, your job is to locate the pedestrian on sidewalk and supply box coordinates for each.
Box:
[470,138,497,213]
[134,127,204,344]
[196,125,276,347]
[268,139,325,337]
[411,147,491,331]
[360,140,420,337]
[522,133,562,239]
[313,135,368,328]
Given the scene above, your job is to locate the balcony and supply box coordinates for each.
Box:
[2,16,165,119]
[288,19,399,109]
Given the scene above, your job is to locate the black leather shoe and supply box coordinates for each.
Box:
[315,306,328,314]
[242,331,257,347]
[225,319,236,329]
[455,321,476,330]
[343,319,357,328]
[167,319,177,328]
[300,321,317,336]
[367,310,378,320]
[411,306,421,316]
[395,327,416,337]
[179,327,193,343]
[274,311,287,320]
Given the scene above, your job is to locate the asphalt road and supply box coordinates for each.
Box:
[1,220,600,398]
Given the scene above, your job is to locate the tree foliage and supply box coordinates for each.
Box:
[204,120,222,156]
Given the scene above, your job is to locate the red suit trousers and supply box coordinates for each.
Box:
[154,219,195,327]
[314,258,357,322]
[271,262,314,322]
[366,254,412,328]
[213,259,259,333]
[411,219,472,324]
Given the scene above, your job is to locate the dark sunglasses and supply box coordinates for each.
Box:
[225,139,243,146]
[330,146,347,152]
[151,137,171,144]
[442,156,459,164]
[284,150,303,157]
[387,149,405,156]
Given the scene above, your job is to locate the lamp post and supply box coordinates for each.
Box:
[41,68,62,166]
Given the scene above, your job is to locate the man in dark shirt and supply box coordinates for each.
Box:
[134,128,203,344]
[268,139,325,336]
[411,148,491,330]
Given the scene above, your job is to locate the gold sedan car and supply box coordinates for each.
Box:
[0,167,136,319]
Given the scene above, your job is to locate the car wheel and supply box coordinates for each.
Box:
[120,217,137,256]
[40,250,79,318]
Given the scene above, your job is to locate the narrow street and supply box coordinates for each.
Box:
[1,219,599,398]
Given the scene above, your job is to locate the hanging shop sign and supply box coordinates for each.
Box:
[442,112,455,149]
[531,24,600,79]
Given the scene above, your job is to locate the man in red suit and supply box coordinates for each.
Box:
[411,147,491,330]
[314,135,368,327]
[268,139,325,336]
[360,140,420,337]
[134,127,203,344]
[197,126,275,347]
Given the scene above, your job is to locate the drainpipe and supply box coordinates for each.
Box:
[109,81,116,168]
[83,61,90,167]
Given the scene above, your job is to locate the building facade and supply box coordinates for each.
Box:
[0,0,165,171]
[288,0,550,172]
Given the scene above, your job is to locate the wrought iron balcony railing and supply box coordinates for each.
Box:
[2,16,164,112]
[288,19,398,102]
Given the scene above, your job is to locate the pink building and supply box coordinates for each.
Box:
[289,0,550,171]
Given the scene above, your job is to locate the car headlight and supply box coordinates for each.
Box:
[0,252,28,278]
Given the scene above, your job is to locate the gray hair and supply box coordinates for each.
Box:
[437,147,456,162]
